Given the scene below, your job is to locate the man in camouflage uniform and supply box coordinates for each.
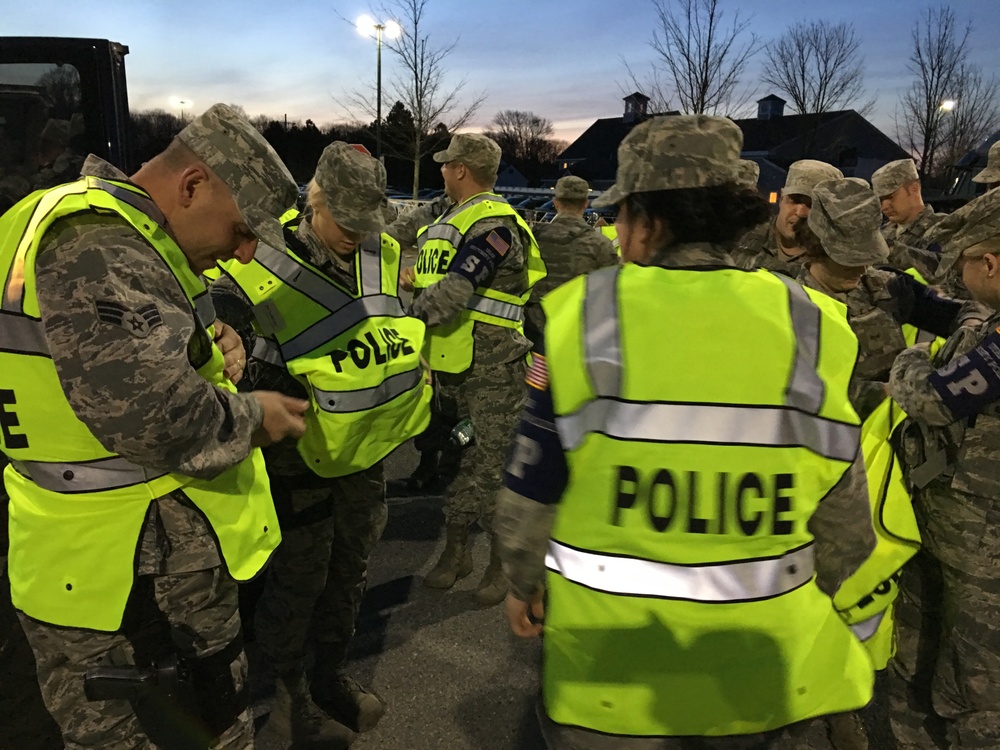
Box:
[886,187,1000,748]
[972,140,1000,190]
[213,142,403,748]
[1,104,306,748]
[730,159,843,273]
[389,133,541,606]
[872,159,945,280]
[525,175,617,341]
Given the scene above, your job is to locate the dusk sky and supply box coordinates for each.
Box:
[6,0,1000,145]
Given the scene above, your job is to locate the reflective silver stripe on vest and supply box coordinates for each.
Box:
[418,193,508,251]
[583,267,622,397]
[280,295,406,361]
[422,223,464,247]
[312,368,422,414]
[849,609,886,642]
[546,540,815,603]
[555,400,860,462]
[467,294,523,323]
[252,336,285,367]
[0,311,48,356]
[775,275,826,414]
[254,244,355,314]
[91,178,167,228]
[10,456,167,493]
[359,237,383,297]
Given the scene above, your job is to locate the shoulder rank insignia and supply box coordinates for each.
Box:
[94,300,164,338]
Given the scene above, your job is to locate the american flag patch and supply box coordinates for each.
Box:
[485,230,510,256]
[526,353,549,390]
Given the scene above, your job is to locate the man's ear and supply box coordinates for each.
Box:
[177,165,211,208]
[985,253,1000,278]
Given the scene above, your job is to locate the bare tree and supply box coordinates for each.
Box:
[897,6,975,178]
[938,64,1000,173]
[347,0,486,198]
[645,0,760,115]
[483,110,554,163]
[762,21,873,115]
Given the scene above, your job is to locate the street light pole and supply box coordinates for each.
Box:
[376,23,383,161]
[357,15,401,164]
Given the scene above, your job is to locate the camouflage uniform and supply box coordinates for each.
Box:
[390,193,530,529]
[525,176,617,338]
[214,224,389,666]
[880,204,946,280]
[9,104,297,750]
[212,142,396,739]
[7,111,294,748]
[731,160,844,274]
[884,189,1000,748]
[496,117,876,750]
[405,136,532,533]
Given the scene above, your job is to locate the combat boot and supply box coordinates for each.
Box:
[312,672,386,733]
[424,523,472,589]
[265,670,356,749]
[474,532,509,606]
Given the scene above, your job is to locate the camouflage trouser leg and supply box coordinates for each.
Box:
[18,568,251,750]
[890,541,1000,748]
[313,464,388,666]
[537,701,839,749]
[255,463,388,673]
[439,359,527,529]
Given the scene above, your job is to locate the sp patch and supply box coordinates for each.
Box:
[94,300,163,338]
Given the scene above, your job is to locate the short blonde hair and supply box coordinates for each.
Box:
[306,178,325,212]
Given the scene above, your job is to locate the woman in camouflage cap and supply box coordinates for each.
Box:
[884,187,1000,749]
[496,115,878,750]
[211,142,430,747]
[794,178,977,421]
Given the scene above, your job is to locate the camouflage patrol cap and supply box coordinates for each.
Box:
[782,160,844,198]
[554,175,590,201]
[871,159,919,197]
[177,103,297,251]
[846,176,870,188]
[807,178,889,266]
[593,115,742,208]
[972,141,1000,184]
[313,141,390,234]
[433,133,501,175]
[930,189,1000,277]
[736,159,760,187]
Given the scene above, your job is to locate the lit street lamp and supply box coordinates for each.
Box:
[356,14,401,161]
[940,99,957,112]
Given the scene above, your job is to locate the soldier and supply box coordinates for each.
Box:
[497,114,876,749]
[871,158,945,280]
[391,132,546,606]
[796,179,980,421]
[212,141,432,747]
[731,158,844,273]
[795,178,981,749]
[886,187,1000,749]
[0,103,306,748]
[971,140,1000,191]
[525,175,617,341]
